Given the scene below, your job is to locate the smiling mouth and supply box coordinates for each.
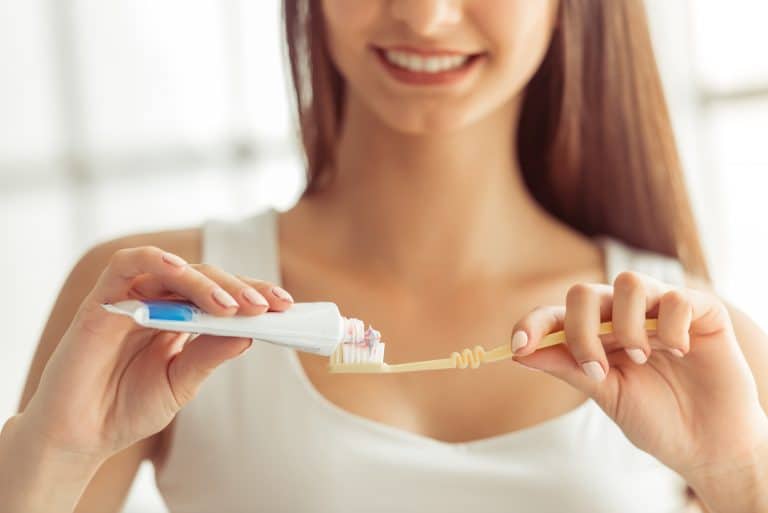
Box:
[384,50,473,72]
[372,46,486,86]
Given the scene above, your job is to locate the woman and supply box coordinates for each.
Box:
[2,1,767,512]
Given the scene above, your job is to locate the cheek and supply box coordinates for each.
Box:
[479,0,559,90]
[321,0,379,22]
[321,0,386,97]
[321,0,381,55]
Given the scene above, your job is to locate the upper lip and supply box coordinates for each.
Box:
[374,45,482,57]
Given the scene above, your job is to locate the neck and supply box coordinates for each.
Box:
[303,93,571,286]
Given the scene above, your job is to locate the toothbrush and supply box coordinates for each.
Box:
[101,299,658,374]
[328,318,659,373]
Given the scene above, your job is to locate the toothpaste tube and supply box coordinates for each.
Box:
[100,300,379,356]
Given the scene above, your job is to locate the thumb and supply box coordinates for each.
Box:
[166,334,252,408]
[513,344,612,399]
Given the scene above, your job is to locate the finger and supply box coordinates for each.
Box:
[564,283,611,382]
[686,290,731,337]
[124,278,180,301]
[88,246,189,305]
[129,269,271,316]
[656,289,691,357]
[165,334,252,409]
[654,288,701,357]
[647,283,730,358]
[609,271,693,357]
[81,247,252,340]
[77,247,191,338]
[510,305,565,357]
[129,268,294,313]
[514,343,614,398]
[611,271,652,364]
[509,292,614,397]
[96,247,244,316]
[191,264,272,315]
[510,287,613,357]
[144,263,246,315]
[234,274,294,312]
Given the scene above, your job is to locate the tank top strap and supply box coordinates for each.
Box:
[594,235,687,287]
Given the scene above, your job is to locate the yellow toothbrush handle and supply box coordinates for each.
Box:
[382,318,659,372]
[537,318,658,349]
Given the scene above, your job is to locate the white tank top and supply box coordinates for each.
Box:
[155,207,692,513]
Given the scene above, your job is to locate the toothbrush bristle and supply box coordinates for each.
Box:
[341,341,385,364]
[329,321,386,371]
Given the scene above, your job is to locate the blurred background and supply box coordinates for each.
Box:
[1,1,767,511]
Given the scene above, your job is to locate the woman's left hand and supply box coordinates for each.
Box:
[510,271,768,481]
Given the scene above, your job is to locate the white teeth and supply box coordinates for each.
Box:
[384,50,469,73]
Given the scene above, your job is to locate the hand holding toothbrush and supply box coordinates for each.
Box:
[15,246,294,465]
[509,271,768,512]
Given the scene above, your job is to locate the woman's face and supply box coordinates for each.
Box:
[321,0,560,134]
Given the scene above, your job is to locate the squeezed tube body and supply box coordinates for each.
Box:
[101,300,365,356]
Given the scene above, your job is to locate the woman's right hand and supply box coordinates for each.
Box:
[17,245,294,464]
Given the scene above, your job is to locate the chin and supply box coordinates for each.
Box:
[374,103,480,135]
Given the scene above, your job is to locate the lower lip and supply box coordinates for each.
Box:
[373,48,484,87]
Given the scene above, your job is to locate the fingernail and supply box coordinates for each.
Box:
[271,286,294,303]
[625,348,647,364]
[213,288,239,308]
[511,330,528,353]
[668,348,685,358]
[162,252,187,267]
[581,361,606,382]
[244,288,269,307]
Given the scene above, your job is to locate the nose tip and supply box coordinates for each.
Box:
[391,0,463,37]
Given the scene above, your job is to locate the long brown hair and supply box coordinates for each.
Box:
[282,0,711,282]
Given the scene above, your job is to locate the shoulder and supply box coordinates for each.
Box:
[84,226,202,268]
[683,271,768,413]
[67,227,201,296]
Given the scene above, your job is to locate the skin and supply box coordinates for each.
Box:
[2,1,767,512]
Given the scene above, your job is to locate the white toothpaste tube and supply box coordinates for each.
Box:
[100,300,379,356]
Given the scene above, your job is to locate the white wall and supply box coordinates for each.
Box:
[686,0,768,326]
[1,1,301,511]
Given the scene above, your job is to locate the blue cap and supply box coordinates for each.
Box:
[145,300,197,322]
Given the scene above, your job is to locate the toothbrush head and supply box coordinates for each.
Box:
[328,325,391,373]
